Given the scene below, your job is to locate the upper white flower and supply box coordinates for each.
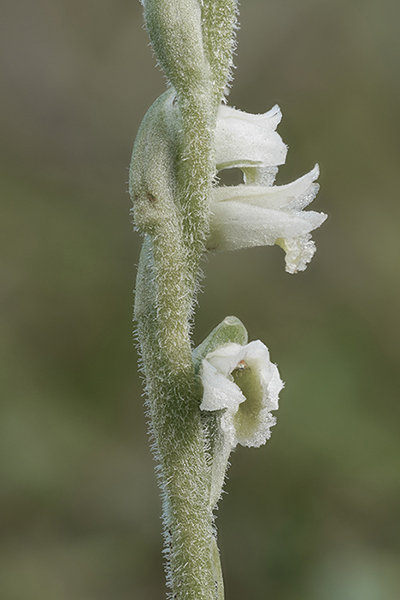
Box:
[208,104,327,273]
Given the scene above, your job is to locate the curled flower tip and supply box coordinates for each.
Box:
[200,340,283,449]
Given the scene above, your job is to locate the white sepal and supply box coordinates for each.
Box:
[201,355,246,411]
[215,105,287,170]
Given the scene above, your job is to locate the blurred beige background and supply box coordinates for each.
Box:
[1,1,399,599]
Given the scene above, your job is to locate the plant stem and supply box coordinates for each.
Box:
[135,236,217,600]
[132,2,239,597]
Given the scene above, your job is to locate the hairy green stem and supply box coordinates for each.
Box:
[135,236,217,600]
[131,1,238,598]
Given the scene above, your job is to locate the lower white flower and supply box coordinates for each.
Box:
[208,104,327,273]
[201,340,283,507]
[201,340,283,448]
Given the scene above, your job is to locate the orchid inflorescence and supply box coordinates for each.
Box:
[129,1,326,598]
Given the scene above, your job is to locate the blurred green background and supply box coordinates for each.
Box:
[1,1,399,598]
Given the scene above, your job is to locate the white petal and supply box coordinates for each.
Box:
[213,165,320,210]
[227,341,282,447]
[200,357,245,411]
[207,201,327,252]
[265,362,284,411]
[243,166,278,187]
[215,104,287,170]
[230,341,282,447]
[243,341,282,412]
[205,342,244,376]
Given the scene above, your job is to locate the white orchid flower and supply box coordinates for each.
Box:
[200,339,283,507]
[208,105,327,273]
[201,340,283,448]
